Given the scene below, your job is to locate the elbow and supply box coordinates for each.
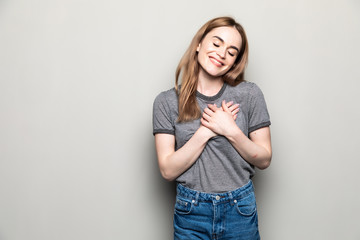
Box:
[257,156,272,170]
[256,149,272,170]
[158,156,178,181]
[257,160,271,170]
[160,168,177,182]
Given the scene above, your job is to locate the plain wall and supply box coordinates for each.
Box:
[1,0,360,239]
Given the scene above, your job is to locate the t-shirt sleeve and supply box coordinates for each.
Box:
[152,92,175,135]
[248,83,271,133]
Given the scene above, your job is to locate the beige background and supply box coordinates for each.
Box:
[1,0,360,239]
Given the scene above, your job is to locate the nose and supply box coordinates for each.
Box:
[217,47,226,59]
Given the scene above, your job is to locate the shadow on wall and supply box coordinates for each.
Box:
[252,171,265,192]
[147,134,177,234]
[251,168,270,212]
[148,135,177,198]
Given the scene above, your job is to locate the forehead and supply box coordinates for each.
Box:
[204,26,242,48]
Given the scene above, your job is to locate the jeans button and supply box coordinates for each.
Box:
[215,195,220,200]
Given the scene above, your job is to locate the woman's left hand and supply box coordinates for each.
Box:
[201,100,240,136]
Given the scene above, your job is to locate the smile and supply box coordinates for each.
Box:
[209,57,224,67]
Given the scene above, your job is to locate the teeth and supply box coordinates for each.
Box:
[212,58,222,65]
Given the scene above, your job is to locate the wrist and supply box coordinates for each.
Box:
[226,125,244,143]
[198,125,216,140]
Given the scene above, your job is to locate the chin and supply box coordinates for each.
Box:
[206,69,227,78]
[200,63,228,78]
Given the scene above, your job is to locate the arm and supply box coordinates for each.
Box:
[155,126,215,181]
[227,126,272,169]
[155,101,240,181]
[201,100,272,169]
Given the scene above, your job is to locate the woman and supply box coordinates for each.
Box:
[153,16,271,240]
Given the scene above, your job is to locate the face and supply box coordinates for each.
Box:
[197,26,242,78]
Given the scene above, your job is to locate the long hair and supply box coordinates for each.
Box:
[175,16,249,122]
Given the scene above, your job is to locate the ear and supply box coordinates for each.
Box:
[196,43,201,52]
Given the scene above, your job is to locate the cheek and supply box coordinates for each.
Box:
[199,42,216,54]
[227,59,237,68]
[196,53,205,67]
[197,50,209,66]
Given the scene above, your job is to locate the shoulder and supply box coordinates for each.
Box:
[227,81,264,97]
[154,87,177,103]
[153,87,178,113]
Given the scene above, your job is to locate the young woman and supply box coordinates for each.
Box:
[153,16,271,240]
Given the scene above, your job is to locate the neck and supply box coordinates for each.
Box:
[197,67,224,96]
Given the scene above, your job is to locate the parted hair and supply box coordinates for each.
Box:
[175,16,249,122]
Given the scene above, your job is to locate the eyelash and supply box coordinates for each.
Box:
[213,43,235,57]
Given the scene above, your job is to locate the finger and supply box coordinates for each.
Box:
[231,108,240,115]
[201,117,210,128]
[202,111,211,121]
[221,100,231,113]
[207,104,218,112]
[226,101,233,108]
[234,114,238,120]
[228,103,239,112]
[203,107,214,116]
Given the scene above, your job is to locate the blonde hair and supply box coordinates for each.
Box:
[175,16,249,122]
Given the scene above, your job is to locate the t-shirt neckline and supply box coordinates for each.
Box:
[196,83,227,101]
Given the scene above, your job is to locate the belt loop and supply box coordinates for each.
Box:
[228,192,234,206]
[194,191,200,205]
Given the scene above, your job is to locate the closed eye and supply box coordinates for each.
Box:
[213,43,220,47]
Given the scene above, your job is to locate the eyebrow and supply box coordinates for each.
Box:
[213,36,240,52]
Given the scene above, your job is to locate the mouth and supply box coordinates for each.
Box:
[209,56,224,67]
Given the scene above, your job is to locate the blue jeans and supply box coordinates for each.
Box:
[173,180,260,240]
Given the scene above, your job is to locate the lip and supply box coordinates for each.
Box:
[209,56,224,67]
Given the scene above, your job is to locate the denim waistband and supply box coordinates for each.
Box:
[176,180,254,205]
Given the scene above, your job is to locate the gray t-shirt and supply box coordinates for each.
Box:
[153,81,271,193]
